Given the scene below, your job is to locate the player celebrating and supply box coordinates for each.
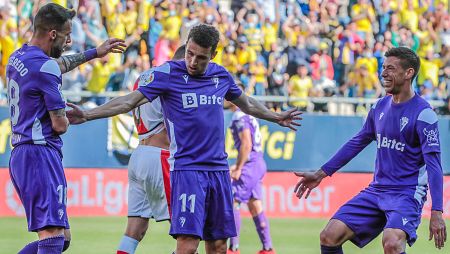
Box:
[227,83,276,254]
[7,3,125,253]
[294,47,447,254]
[116,45,186,254]
[67,24,302,254]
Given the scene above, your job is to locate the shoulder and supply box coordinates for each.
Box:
[39,59,61,78]
[232,110,247,122]
[417,107,438,124]
[137,62,172,87]
[371,96,390,110]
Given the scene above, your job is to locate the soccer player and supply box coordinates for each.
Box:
[294,47,447,254]
[227,83,276,254]
[116,45,186,254]
[66,24,302,254]
[6,3,125,253]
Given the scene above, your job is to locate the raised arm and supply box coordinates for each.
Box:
[66,90,148,124]
[55,38,126,73]
[231,93,302,131]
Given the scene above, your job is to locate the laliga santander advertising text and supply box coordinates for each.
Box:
[1,169,449,218]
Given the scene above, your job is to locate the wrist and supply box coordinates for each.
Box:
[84,48,98,61]
[315,169,328,179]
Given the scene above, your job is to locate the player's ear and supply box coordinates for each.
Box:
[50,30,57,40]
[405,68,414,80]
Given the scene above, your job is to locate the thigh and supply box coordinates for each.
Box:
[203,171,237,241]
[381,194,423,247]
[170,171,208,239]
[9,145,69,232]
[332,189,385,248]
[127,149,151,218]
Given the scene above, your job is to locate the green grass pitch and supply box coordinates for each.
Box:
[1,217,448,253]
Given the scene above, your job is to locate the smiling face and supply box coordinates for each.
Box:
[185,39,216,76]
[381,56,415,94]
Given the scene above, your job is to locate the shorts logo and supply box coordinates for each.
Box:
[179,217,186,227]
[58,209,64,220]
[423,128,439,146]
[402,217,409,226]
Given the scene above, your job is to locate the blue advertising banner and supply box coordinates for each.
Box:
[0,107,449,173]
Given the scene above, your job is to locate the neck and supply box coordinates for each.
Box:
[29,35,51,56]
[392,85,415,104]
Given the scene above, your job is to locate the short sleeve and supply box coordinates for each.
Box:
[137,62,171,102]
[39,60,65,111]
[416,108,440,154]
[225,72,242,101]
[236,115,251,133]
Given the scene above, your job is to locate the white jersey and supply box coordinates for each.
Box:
[133,78,165,141]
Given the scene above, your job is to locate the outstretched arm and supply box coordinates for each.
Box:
[66,90,148,124]
[56,38,126,73]
[231,93,302,131]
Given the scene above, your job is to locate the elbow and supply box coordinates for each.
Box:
[52,121,69,135]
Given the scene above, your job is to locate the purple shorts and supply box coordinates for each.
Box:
[232,158,266,203]
[332,188,424,248]
[9,144,70,232]
[169,170,237,240]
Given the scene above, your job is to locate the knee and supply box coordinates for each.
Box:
[382,237,403,254]
[320,228,341,246]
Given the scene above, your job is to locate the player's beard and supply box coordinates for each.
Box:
[50,44,64,58]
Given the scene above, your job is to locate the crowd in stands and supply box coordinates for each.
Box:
[0,0,449,114]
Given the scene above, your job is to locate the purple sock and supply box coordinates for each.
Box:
[229,205,241,250]
[18,240,39,254]
[253,212,272,250]
[321,245,343,254]
[37,235,65,254]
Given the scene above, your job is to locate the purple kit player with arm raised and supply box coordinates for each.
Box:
[6,3,125,254]
[227,83,276,254]
[66,24,302,254]
[294,47,447,254]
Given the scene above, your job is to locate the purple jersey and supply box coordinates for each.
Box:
[229,110,263,162]
[6,44,66,154]
[137,60,242,171]
[322,94,442,207]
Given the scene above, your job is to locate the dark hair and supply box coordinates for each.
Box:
[385,47,420,81]
[187,24,220,54]
[34,3,76,32]
[173,44,186,60]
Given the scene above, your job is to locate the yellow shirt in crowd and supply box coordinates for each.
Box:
[289,75,313,108]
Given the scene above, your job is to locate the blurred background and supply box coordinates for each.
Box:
[0,0,449,114]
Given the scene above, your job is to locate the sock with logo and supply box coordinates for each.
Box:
[37,235,65,254]
[117,235,139,254]
[320,245,343,254]
[253,212,273,250]
[229,205,241,250]
[18,240,39,254]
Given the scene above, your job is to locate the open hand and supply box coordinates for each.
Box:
[96,38,127,58]
[429,210,447,249]
[66,103,87,125]
[293,170,327,199]
[277,107,303,131]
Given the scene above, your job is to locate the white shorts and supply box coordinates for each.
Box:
[127,145,171,221]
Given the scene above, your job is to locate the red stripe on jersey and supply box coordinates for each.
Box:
[160,150,171,218]
[132,78,150,134]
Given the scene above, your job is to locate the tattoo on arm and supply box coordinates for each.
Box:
[57,53,87,74]
[50,108,67,117]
